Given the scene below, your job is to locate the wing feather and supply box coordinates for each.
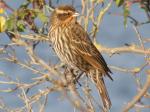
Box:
[70,23,112,79]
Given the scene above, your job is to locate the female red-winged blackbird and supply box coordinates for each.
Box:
[48,5,112,110]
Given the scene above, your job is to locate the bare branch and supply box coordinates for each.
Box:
[123,72,150,112]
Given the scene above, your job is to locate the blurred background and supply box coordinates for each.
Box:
[0,0,150,112]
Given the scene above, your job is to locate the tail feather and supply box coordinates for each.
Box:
[89,70,112,110]
[97,77,111,110]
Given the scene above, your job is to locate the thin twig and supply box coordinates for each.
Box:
[123,73,150,112]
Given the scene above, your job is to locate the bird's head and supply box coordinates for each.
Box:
[50,5,79,25]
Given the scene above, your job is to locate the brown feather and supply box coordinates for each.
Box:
[96,76,111,110]
[71,23,112,79]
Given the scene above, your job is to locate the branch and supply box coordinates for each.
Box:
[123,72,150,112]
[8,32,150,56]
[96,44,150,55]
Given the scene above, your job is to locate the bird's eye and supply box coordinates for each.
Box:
[66,12,70,15]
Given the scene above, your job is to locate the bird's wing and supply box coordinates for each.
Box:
[70,23,112,78]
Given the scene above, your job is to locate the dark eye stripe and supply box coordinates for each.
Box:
[57,13,71,21]
[58,11,71,15]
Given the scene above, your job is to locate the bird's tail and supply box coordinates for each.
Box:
[97,77,111,110]
[91,72,111,111]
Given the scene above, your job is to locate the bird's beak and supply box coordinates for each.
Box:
[73,12,80,17]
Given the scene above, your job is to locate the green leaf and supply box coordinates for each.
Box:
[20,1,30,8]
[18,11,28,19]
[27,0,34,2]
[18,9,37,20]
[0,16,6,32]
[123,5,130,27]
[115,0,124,7]
[0,71,6,76]
[6,16,15,31]
[17,21,26,32]
[37,12,48,23]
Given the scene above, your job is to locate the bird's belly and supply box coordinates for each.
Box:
[54,46,91,72]
[53,45,76,68]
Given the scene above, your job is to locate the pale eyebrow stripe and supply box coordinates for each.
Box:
[56,9,65,14]
[56,9,73,14]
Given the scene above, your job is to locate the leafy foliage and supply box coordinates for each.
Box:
[115,0,124,7]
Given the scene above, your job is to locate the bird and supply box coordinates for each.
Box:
[48,5,113,110]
